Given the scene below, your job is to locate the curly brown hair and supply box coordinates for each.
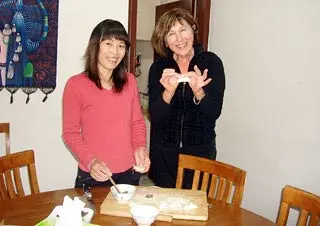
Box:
[151,8,199,57]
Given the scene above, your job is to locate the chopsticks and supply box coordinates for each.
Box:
[100,170,122,193]
[109,177,122,194]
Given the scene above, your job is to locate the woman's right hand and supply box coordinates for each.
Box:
[160,68,179,103]
[89,159,112,182]
[160,69,179,93]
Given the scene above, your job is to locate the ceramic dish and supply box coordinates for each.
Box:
[130,204,160,226]
[110,184,136,203]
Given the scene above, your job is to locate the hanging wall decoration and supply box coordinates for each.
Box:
[0,0,59,103]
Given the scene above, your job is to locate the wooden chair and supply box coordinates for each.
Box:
[276,185,320,226]
[0,123,10,155]
[0,149,40,200]
[176,154,246,206]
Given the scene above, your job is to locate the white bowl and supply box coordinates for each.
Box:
[110,184,136,203]
[130,205,160,226]
[82,207,94,223]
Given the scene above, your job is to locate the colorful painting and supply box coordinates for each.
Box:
[0,0,58,103]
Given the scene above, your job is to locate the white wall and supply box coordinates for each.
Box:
[136,40,153,93]
[137,0,161,40]
[0,0,129,191]
[210,0,320,224]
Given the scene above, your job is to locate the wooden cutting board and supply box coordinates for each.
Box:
[100,186,208,221]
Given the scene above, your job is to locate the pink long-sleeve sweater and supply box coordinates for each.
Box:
[62,72,146,173]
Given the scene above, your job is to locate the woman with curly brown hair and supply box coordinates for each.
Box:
[148,8,225,188]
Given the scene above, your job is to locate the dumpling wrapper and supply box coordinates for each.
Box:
[133,165,145,172]
[177,74,190,83]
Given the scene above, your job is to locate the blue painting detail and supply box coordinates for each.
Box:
[0,0,58,103]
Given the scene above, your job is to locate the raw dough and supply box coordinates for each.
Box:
[177,77,190,83]
[133,165,145,172]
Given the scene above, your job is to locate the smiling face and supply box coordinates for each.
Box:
[165,19,194,59]
[97,38,126,76]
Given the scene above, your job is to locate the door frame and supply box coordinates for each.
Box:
[128,0,211,74]
[128,0,137,74]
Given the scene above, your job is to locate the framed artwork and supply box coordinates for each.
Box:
[0,0,59,103]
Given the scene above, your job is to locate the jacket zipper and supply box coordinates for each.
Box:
[179,82,186,148]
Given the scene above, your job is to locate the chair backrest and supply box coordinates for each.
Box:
[276,185,320,226]
[176,154,246,206]
[0,149,40,200]
[0,123,10,155]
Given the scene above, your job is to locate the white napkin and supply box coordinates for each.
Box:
[55,195,85,226]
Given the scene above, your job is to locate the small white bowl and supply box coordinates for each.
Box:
[110,184,136,203]
[82,207,94,223]
[130,204,160,226]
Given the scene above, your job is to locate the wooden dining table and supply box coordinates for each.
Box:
[0,187,276,226]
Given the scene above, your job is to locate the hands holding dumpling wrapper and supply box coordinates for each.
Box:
[133,147,150,173]
[160,66,211,105]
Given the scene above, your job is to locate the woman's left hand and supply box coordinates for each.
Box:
[187,65,212,95]
[134,147,150,173]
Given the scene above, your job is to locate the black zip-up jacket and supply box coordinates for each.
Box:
[148,44,225,151]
